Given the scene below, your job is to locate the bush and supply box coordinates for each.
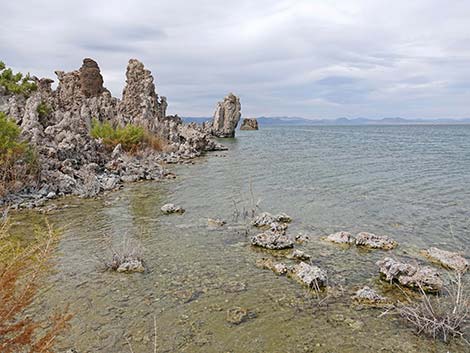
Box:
[90,119,168,152]
[0,218,72,352]
[0,112,39,197]
[0,61,37,96]
[36,101,51,119]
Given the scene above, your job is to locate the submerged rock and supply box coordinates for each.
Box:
[116,259,145,273]
[355,232,397,250]
[161,203,185,214]
[251,212,292,228]
[295,233,310,244]
[240,118,259,131]
[207,218,226,227]
[210,93,241,138]
[422,247,468,272]
[226,307,256,325]
[288,249,312,261]
[327,231,355,244]
[251,231,294,250]
[352,286,388,306]
[289,262,327,289]
[377,257,443,292]
[256,257,289,275]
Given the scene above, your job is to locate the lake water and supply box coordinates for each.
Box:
[12,125,470,352]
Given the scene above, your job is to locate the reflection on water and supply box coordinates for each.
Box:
[11,125,470,352]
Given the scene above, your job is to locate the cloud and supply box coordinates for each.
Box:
[1,0,470,118]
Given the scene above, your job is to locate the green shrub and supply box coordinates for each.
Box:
[0,112,39,197]
[90,119,145,151]
[36,101,51,118]
[0,61,37,96]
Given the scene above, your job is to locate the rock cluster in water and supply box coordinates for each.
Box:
[326,231,397,250]
[0,58,227,208]
[240,118,259,131]
[422,247,468,272]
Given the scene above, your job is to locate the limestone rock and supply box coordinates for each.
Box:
[161,203,185,214]
[422,247,468,272]
[117,259,145,273]
[240,118,259,131]
[226,307,255,325]
[251,212,292,228]
[207,218,226,227]
[211,93,241,137]
[352,286,388,306]
[251,231,294,250]
[356,232,397,250]
[118,59,165,131]
[79,58,105,97]
[377,257,443,292]
[289,262,327,289]
[327,231,355,244]
[256,257,289,275]
[288,249,312,261]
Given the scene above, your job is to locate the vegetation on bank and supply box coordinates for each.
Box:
[90,119,168,152]
[0,218,71,352]
[0,61,37,96]
[0,112,40,197]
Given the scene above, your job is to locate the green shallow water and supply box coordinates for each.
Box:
[10,125,470,352]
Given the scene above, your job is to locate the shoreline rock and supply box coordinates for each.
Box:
[422,247,468,272]
[377,257,443,292]
[161,203,185,215]
[355,232,398,250]
[289,262,327,289]
[326,231,355,244]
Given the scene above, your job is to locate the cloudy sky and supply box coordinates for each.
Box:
[2,0,470,119]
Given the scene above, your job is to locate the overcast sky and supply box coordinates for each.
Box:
[2,0,470,119]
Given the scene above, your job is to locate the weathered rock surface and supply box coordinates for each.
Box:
[288,249,312,261]
[377,257,443,292]
[422,247,468,272]
[352,286,388,306]
[356,232,397,250]
[116,259,145,273]
[161,203,185,215]
[226,307,256,325]
[207,218,226,227]
[240,118,258,131]
[251,212,292,228]
[327,231,355,244]
[251,230,294,250]
[210,93,241,138]
[256,257,289,275]
[0,58,227,207]
[289,262,327,289]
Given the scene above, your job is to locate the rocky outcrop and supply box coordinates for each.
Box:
[240,118,258,130]
[289,262,327,289]
[251,212,292,228]
[256,257,289,275]
[117,59,165,131]
[352,286,389,306]
[161,203,185,214]
[377,257,443,292]
[422,247,468,272]
[0,58,226,207]
[251,231,294,250]
[355,232,397,250]
[327,231,355,244]
[209,93,241,137]
[79,58,105,98]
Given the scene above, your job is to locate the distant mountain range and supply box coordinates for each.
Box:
[182,116,470,125]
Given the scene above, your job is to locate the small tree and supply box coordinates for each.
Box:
[0,61,37,96]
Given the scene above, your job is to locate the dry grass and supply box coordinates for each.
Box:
[0,217,72,352]
[102,237,144,272]
[396,274,469,344]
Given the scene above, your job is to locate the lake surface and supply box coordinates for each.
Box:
[12,125,470,352]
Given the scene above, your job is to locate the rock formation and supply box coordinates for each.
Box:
[289,262,327,289]
[209,93,241,137]
[355,232,398,250]
[0,58,225,208]
[326,231,355,244]
[377,257,443,292]
[422,247,468,272]
[240,118,258,130]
